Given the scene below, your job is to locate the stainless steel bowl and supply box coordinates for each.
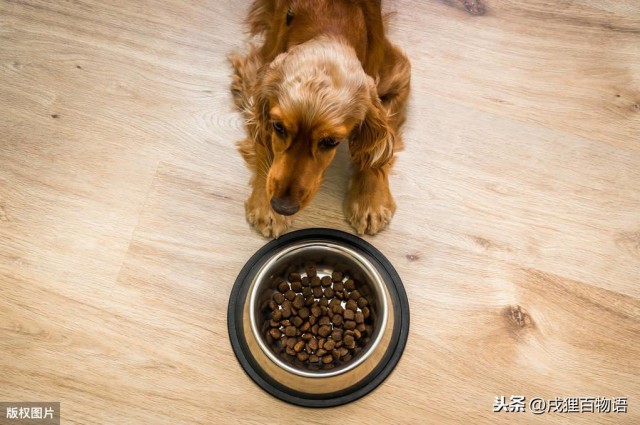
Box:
[228,229,409,407]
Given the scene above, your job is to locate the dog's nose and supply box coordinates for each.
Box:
[270,197,300,216]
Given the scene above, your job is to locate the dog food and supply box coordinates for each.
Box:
[264,265,374,370]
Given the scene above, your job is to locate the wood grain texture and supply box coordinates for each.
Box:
[1,0,639,423]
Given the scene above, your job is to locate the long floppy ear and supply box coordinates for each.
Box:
[246,53,287,150]
[349,80,395,170]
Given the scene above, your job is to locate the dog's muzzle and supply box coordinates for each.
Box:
[270,197,300,216]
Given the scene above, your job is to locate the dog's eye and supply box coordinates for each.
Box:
[319,137,340,149]
[272,122,286,137]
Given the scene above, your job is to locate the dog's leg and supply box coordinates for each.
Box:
[345,163,396,235]
[242,141,291,238]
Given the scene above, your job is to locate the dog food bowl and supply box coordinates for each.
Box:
[228,228,409,407]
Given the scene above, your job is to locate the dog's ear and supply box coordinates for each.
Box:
[349,79,395,169]
[248,53,287,149]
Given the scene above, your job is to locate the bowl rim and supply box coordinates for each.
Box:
[227,228,410,407]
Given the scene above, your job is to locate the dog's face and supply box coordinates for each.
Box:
[252,38,394,216]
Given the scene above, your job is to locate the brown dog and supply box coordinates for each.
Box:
[230,0,410,238]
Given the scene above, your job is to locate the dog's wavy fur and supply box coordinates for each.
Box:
[230,0,410,238]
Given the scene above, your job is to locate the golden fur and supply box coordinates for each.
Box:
[230,0,410,237]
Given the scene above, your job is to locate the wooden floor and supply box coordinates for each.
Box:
[1,0,639,423]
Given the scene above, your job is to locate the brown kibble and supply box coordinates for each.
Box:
[269,328,281,339]
[324,339,336,350]
[292,294,304,309]
[298,307,310,319]
[343,309,355,321]
[345,279,355,291]
[318,325,331,337]
[311,305,322,317]
[273,309,283,321]
[288,272,301,283]
[282,307,292,319]
[331,329,343,341]
[308,338,319,351]
[346,299,358,312]
[285,326,296,337]
[277,280,290,293]
[273,292,285,305]
[343,334,355,347]
[266,264,373,370]
[306,265,317,277]
[362,306,370,319]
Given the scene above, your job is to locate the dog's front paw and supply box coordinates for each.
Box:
[245,196,291,239]
[345,186,396,236]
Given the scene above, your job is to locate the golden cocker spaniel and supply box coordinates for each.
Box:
[230,0,410,238]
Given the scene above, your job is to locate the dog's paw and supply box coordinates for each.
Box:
[345,190,396,236]
[245,197,291,239]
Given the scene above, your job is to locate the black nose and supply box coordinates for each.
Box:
[270,197,300,216]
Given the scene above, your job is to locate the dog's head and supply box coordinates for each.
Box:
[250,37,394,216]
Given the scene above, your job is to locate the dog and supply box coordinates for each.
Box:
[229,0,410,238]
